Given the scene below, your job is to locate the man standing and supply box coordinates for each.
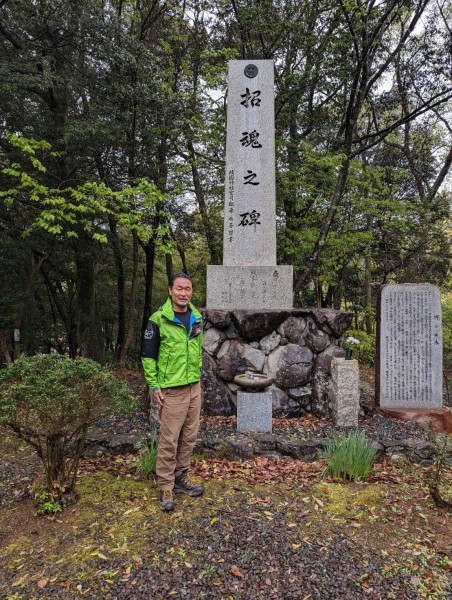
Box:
[141,274,204,511]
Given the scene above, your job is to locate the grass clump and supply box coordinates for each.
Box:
[136,428,158,478]
[324,430,376,481]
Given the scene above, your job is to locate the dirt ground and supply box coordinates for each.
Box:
[0,368,451,599]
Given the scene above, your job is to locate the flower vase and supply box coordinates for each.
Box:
[345,348,353,360]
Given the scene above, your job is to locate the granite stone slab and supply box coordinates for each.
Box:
[223,59,276,266]
[206,265,293,309]
[378,283,443,408]
[237,391,272,433]
[330,357,360,427]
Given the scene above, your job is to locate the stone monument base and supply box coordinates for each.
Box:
[206,265,293,310]
[237,391,272,433]
[376,407,452,434]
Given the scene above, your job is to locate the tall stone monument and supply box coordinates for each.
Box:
[206,60,293,309]
[377,283,443,408]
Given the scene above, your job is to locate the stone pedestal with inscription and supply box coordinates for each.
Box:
[377,283,443,408]
[207,265,293,310]
[206,59,293,309]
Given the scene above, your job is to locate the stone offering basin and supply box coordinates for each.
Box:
[233,371,274,390]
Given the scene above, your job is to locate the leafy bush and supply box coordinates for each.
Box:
[342,329,376,366]
[442,294,452,404]
[136,428,159,478]
[323,430,377,481]
[0,354,136,505]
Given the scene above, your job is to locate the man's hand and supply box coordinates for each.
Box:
[153,388,165,408]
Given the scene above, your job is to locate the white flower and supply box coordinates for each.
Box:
[345,336,360,349]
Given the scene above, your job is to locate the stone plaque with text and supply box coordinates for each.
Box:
[207,265,293,310]
[379,284,442,408]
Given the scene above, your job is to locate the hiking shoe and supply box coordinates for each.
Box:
[159,490,175,511]
[173,470,204,497]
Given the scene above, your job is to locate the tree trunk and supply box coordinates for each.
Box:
[364,250,373,334]
[107,215,126,361]
[12,253,49,360]
[13,318,21,360]
[118,231,139,369]
[75,246,105,364]
[187,137,221,264]
[141,236,158,335]
[0,329,12,365]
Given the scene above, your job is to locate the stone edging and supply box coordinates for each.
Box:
[195,433,439,466]
[82,430,440,466]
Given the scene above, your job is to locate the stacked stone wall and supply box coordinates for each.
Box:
[201,309,353,418]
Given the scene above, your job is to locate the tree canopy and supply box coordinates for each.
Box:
[1,0,450,363]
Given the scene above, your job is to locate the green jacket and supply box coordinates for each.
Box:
[141,297,203,390]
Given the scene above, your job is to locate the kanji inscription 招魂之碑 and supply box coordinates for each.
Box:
[238,210,261,227]
[243,170,259,186]
[240,130,262,148]
[240,88,261,108]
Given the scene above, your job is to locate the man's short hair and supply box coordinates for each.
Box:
[169,273,192,287]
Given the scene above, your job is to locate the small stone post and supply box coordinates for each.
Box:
[330,357,360,427]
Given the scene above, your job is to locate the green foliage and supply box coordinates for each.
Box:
[1,133,169,245]
[0,0,451,366]
[323,430,377,482]
[343,329,376,366]
[442,294,452,358]
[136,429,159,478]
[0,354,136,503]
[443,293,452,404]
[426,429,452,509]
[37,489,62,516]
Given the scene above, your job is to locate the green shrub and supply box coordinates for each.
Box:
[323,430,377,481]
[342,329,376,366]
[136,429,158,478]
[0,354,136,505]
[37,489,62,516]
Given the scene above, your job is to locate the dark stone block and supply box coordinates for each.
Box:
[202,437,224,450]
[310,309,353,337]
[108,433,142,454]
[202,309,232,329]
[231,310,290,341]
[306,330,329,352]
[298,439,327,462]
[217,340,264,382]
[223,436,255,460]
[315,344,345,372]
[277,316,307,344]
[203,353,235,415]
[277,365,312,389]
[251,433,277,450]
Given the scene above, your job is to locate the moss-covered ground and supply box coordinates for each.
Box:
[0,429,450,599]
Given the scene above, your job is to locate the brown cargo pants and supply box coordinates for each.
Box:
[156,381,201,491]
